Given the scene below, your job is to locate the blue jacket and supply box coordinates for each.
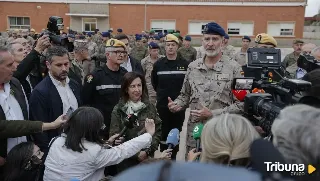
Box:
[29,76,82,152]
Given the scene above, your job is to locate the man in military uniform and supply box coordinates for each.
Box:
[222,34,236,59]
[141,42,164,105]
[82,38,127,138]
[151,34,189,160]
[287,43,316,79]
[131,35,148,62]
[96,32,111,67]
[86,33,98,60]
[167,22,243,159]
[234,36,251,66]
[177,35,197,63]
[282,39,304,68]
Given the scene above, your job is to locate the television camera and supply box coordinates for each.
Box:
[233,48,312,135]
[38,16,64,45]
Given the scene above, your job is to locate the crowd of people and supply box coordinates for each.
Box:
[0,20,320,181]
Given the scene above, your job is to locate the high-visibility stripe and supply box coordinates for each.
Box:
[96,85,121,90]
[157,71,187,75]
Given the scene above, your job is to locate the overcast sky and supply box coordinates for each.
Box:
[305,0,320,17]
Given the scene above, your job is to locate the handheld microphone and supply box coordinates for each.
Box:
[118,114,138,137]
[192,123,204,152]
[232,90,247,102]
[166,128,180,149]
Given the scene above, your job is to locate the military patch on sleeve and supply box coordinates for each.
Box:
[86,75,93,83]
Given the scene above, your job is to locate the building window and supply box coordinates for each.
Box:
[267,22,295,36]
[151,20,176,33]
[83,18,97,32]
[227,22,254,36]
[8,17,30,29]
[188,21,212,35]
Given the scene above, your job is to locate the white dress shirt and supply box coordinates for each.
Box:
[120,56,133,72]
[0,82,27,153]
[49,73,78,114]
[44,133,152,181]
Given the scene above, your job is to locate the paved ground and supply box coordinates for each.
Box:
[154,108,190,161]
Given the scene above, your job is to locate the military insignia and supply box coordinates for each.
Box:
[86,75,93,83]
[110,40,115,46]
[203,25,208,32]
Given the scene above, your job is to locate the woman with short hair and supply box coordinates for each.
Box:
[110,72,162,173]
[188,113,260,167]
[44,106,155,181]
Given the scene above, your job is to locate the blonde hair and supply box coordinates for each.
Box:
[200,113,260,166]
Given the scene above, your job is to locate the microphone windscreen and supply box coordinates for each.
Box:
[166,128,180,147]
[232,90,248,101]
[192,123,204,140]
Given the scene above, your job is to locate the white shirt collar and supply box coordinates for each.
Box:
[49,73,70,87]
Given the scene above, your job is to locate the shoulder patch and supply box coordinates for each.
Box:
[86,75,93,83]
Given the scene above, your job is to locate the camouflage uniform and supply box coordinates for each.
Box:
[173,55,244,158]
[88,41,98,59]
[72,59,84,83]
[177,46,197,63]
[158,42,166,56]
[282,52,299,68]
[0,36,6,46]
[96,41,107,67]
[234,49,247,66]
[196,46,206,59]
[109,99,162,173]
[141,55,164,105]
[223,45,236,59]
[92,34,102,45]
[130,46,148,62]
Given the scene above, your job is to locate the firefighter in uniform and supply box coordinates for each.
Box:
[151,34,189,160]
[82,38,128,138]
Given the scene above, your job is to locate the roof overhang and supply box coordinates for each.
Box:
[65,13,109,17]
[0,0,307,7]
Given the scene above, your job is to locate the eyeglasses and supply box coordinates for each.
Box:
[110,50,128,55]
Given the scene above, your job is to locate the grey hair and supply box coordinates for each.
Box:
[200,113,260,165]
[45,46,68,63]
[272,104,320,164]
[105,47,115,53]
[6,42,20,55]
[311,46,320,56]
[0,46,10,64]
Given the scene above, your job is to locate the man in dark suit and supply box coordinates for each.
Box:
[29,46,81,152]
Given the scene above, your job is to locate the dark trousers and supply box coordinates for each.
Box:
[157,107,185,160]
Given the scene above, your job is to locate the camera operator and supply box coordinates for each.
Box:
[272,105,320,166]
[286,43,316,79]
[299,46,320,107]
[10,35,50,100]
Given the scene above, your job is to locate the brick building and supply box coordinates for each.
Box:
[0,0,306,39]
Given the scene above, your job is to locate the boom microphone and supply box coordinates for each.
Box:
[166,128,180,149]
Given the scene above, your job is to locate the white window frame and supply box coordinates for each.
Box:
[82,18,97,32]
[8,16,30,30]
[188,20,213,35]
[267,21,295,37]
[227,21,254,36]
[150,20,176,34]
